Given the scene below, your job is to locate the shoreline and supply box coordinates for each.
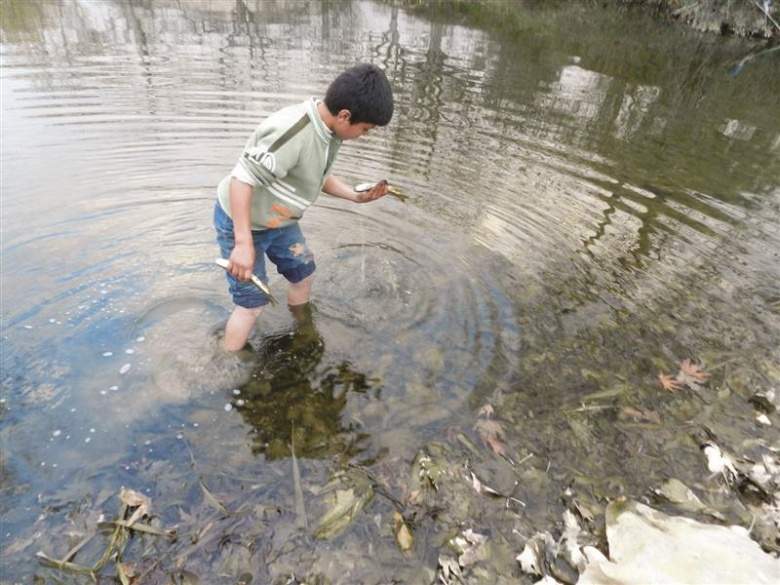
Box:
[618,0,778,38]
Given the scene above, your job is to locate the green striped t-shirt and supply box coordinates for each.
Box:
[217,98,341,230]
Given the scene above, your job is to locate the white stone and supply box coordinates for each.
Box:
[578,501,780,585]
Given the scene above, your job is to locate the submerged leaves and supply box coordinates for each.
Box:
[393,511,413,552]
[680,359,711,383]
[313,469,374,540]
[658,373,684,393]
[659,359,711,393]
[118,487,150,526]
[474,403,508,457]
[474,419,507,456]
[37,488,173,581]
[451,528,488,568]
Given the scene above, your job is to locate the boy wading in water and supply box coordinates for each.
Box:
[215,64,394,351]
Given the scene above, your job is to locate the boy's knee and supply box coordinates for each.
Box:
[291,274,314,287]
[236,305,264,318]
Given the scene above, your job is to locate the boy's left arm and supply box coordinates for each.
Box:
[323,175,387,203]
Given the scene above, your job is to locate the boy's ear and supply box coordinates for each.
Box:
[336,109,352,123]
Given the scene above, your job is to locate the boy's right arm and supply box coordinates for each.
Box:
[227,178,255,281]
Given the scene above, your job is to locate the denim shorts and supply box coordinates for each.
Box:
[214,202,316,308]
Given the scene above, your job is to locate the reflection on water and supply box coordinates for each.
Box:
[1,0,779,581]
[239,304,376,460]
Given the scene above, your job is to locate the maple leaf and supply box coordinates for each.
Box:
[679,359,710,383]
[474,418,507,456]
[658,372,683,393]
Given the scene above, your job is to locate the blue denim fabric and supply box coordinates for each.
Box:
[214,202,316,308]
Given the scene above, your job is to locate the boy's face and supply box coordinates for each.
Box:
[332,109,375,140]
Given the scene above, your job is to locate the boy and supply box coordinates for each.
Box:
[214,63,394,351]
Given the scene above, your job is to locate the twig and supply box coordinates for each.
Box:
[117,561,132,585]
[566,404,614,413]
[92,507,128,572]
[673,1,701,16]
[750,0,780,31]
[505,480,526,508]
[291,425,309,530]
[97,520,176,539]
[183,437,198,469]
[60,531,96,562]
[199,479,230,515]
[36,552,96,578]
[347,463,407,513]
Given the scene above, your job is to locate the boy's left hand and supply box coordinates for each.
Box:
[354,180,388,203]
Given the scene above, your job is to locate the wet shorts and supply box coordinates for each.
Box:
[214,202,316,308]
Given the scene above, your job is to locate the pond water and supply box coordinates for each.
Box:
[2,1,779,582]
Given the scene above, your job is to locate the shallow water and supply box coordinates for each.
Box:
[1,1,779,582]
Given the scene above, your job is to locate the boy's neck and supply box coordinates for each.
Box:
[317,101,337,133]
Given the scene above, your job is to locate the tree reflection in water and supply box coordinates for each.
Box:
[236,304,376,461]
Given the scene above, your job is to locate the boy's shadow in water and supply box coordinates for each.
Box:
[236,304,377,461]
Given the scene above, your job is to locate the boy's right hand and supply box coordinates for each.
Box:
[228,243,255,281]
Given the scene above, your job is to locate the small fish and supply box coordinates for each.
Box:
[215,258,278,306]
[354,180,408,202]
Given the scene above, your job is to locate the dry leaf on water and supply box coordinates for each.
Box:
[679,359,710,382]
[658,373,683,393]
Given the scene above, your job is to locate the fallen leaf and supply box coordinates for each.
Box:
[572,499,595,523]
[453,529,488,567]
[117,561,137,585]
[438,555,462,582]
[484,435,507,456]
[119,488,151,526]
[314,475,373,540]
[393,511,413,552]
[474,418,507,455]
[562,510,586,570]
[516,532,556,576]
[680,359,710,382]
[701,442,738,483]
[118,487,149,509]
[478,404,495,418]
[658,373,683,393]
[469,471,503,497]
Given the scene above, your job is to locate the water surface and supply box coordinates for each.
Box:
[2,1,779,582]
